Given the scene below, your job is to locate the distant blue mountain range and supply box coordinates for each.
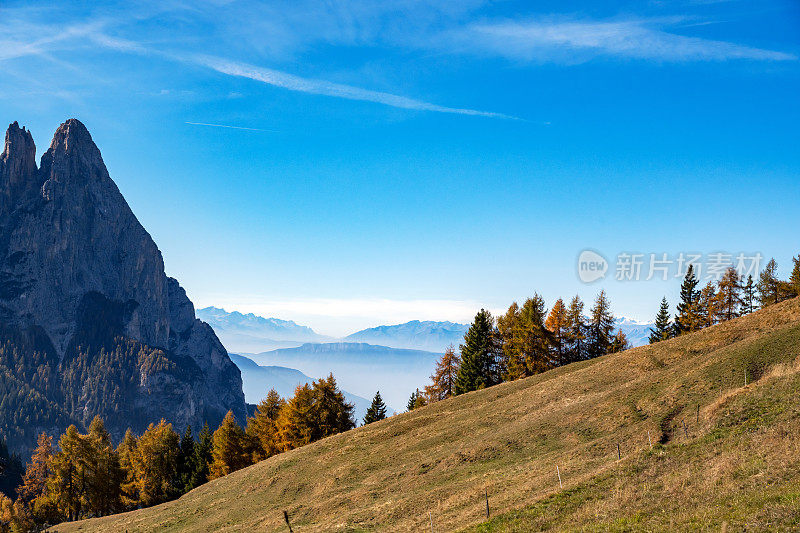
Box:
[344,320,469,352]
[199,307,469,353]
[197,306,333,352]
[228,353,375,422]
[614,317,654,348]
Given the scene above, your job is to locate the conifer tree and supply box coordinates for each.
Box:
[496,302,521,379]
[425,345,460,402]
[310,375,356,440]
[565,295,586,362]
[699,281,719,328]
[518,295,552,374]
[789,255,800,298]
[246,390,285,462]
[85,416,123,517]
[406,390,420,412]
[717,267,743,321]
[586,291,615,359]
[742,275,756,314]
[649,297,672,344]
[15,432,59,528]
[209,411,250,480]
[609,330,630,353]
[0,494,15,531]
[545,298,569,366]
[175,426,196,494]
[116,429,139,509]
[363,391,388,425]
[275,384,316,451]
[757,258,780,308]
[132,419,179,507]
[496,296,552,379]
[0,493,33,533]
[455,309,500,394]
[17,433,52,504]
[0,439,23,501]
[272,377,354,451]
[186,424,212,492]
[47,425,85,521]
[675,265,702,334]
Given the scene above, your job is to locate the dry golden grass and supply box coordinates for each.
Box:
[53,298,800,532]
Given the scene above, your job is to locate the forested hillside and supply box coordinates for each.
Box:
[51,297,800,532]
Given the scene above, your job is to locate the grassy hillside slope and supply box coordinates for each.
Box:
[54,298,800,532]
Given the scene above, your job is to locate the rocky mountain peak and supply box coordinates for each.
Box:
[46,118,101,164]
[39,118,109,201]
[0,119,246,450]
[1,121,37,200]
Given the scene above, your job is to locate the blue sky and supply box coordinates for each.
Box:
[1,0,799,335]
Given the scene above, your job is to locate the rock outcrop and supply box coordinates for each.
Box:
[0,119,246,451]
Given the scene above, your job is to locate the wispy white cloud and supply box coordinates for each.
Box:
[193,55,518,119]
[0,20,108,61]
[447,17,796,63]
[0,14,515,120]
[184,121,276,132]
[97,34,517,118]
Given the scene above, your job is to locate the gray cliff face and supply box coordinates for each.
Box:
[0,119,246,440]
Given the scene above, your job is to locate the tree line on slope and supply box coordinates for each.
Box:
[0,374,354,531]
[408,290,627,409]
[408,255,800,410]
[648,257,800,343]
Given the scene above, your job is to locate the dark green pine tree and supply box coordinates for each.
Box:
[185,423,213,492]
[649,297,672,344]
[757,258,780,308]
[454,309,500,395]
[585,291,615,359]
[363,391,388,425]
[0,437,24,499]
[176,425,196,495]
[742,274,756,314]
[675,264,701,334]
[406,390,420,411]
[789,255,800,298]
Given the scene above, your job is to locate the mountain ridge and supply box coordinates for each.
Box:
[0,119,246,453]
[199,307,654,354]
[196,306,332,353]
[343,320,469,352]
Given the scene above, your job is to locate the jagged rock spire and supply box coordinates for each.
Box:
[45,118,103,170]
[39,118,110,202]
[1,121,37,201]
